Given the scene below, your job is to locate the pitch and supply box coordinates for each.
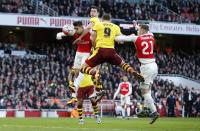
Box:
[0,117,199,131]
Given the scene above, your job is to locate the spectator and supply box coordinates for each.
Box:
[194,96,200,117]
[166,91,176,117]
[0,41,199,118]
[183,88,196,117]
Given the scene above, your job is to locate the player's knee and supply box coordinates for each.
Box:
[119,62,125,68]
[77,99,83,107]
[74,69,80,77]
[77,104,82,109]
[69,86,76,93]
[80,66,87,73]
[143,92,152,101]
[140,83,150,95]
[70,68,79,76]
[95,87,102,92]
[70,68,76,75]
[90,98,97,106]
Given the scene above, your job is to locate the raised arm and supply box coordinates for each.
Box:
[90,30,97,47]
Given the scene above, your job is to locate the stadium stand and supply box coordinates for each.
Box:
[0,0,200,118]
[0,0,200,24]
[0,0,35,14]
[0,43,199,117]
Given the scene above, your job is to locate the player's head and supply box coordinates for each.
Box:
[73,21,84,34]
[102,13,111,22]
[137,24,149,36]
[122,76,128,82]
[90,6,99,17]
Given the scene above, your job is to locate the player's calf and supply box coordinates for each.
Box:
[95,115,102,124]
[142,90,159,124]
[95,90,106,103]
[77,101,84,124]
[80,66,97,78]
[91,99,99,116]
[91,98,102,124]
[120,63,144,82]
[67,81,77,104]
[92,74,105,103]
[149,111,159,124]
[69,81,76,93]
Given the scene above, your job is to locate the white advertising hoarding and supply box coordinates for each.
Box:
[0,13,200,35]
[149,22,200,36]
[120,22,200,35]
[0,13,89,28]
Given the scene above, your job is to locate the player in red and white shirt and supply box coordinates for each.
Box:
[115,24,159,124]
[57,21,92,69]
[113,76,132,119]
[56,21,92,103]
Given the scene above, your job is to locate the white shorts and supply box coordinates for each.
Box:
[140,62,158,86]
[120,95,131,106]
[73,52,90,69]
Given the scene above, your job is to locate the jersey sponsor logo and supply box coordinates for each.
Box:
[120,83,129,95]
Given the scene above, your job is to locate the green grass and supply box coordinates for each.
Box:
[0,117,199,131]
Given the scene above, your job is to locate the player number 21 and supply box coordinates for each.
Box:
[141,41,153,55]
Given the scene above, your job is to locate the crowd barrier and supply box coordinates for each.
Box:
[0,100,182,118]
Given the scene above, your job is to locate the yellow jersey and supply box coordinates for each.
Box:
[79,74,94,88]
[93,21,121,48]
[90,17,100,30]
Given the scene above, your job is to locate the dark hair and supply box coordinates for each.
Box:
[73,21,83,27]
[90,5,99,12]
[102,13,111,21]
[139,24,149,31]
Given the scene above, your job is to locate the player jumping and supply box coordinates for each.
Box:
[72,6,105,102]
[57,20,104,103]
[80,14,144,84]
[56,21,92,103]
[115,24,159,124]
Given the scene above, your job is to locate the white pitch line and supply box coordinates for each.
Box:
[1,124,142,131]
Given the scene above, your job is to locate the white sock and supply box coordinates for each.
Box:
[127,107,130,117]
[74,72,84,88]
[122,108,125,117]
[71,93,76,98]
[143,92,157,113]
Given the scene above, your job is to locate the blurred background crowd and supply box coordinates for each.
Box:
[0,0,200,24]
[0,43,199,117]
[0,0,200,117]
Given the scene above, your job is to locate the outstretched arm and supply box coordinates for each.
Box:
[115,34,138,43]
[56,32,67,40]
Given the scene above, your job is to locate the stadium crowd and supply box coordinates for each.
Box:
[0,0,200,24]
[0,0,34,14]
[0,43,199,117]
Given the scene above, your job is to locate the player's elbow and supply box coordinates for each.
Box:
[86,24,93,30]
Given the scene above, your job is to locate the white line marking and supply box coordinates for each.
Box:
[1,124,141,131]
